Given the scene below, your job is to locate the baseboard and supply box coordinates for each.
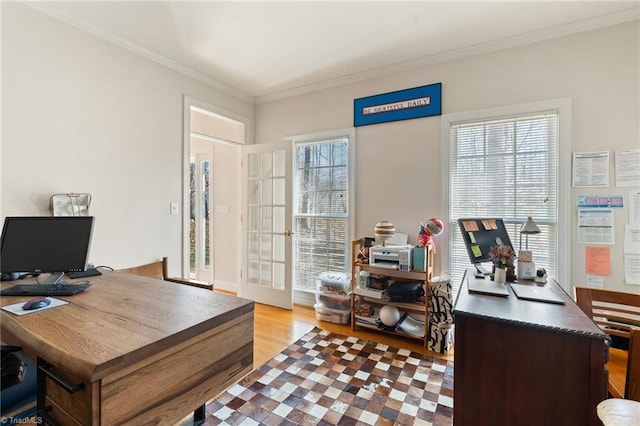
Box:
[213,280,237,294]
[293,290,315,308]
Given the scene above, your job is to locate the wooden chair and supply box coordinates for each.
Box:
[575,287,640,401]
[119,257,213,290]
[627,327,640,401]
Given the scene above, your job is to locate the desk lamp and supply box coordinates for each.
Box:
[518,216,540,279]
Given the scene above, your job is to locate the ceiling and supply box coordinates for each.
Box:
[29,1,639,103]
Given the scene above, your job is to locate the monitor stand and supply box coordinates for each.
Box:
[474,263,491,278]
[40,272,64,285]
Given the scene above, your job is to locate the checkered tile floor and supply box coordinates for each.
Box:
[201,327,453,425]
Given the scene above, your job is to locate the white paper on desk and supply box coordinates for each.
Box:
[1,297,68,315]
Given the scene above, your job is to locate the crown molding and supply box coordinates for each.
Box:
[22,1,638,106]
[255,6,639,104]
[25,1,255,104]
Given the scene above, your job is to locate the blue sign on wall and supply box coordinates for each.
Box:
[354,83,442,127]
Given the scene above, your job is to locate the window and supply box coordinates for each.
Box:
[443,100,571,297]
[293,131,354,292]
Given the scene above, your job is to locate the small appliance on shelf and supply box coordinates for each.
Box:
[369,231,413,271]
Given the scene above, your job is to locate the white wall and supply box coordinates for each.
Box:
[2,2,637,293]
[256,21,640,293]
[1,3,254,276]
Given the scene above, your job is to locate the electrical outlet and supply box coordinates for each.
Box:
[170,202,179,215]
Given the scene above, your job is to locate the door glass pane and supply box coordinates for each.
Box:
[201,160,210,268]
[273,234,284,262]
[248,232,259,259]
[273,206,285,234]
[248,153,259,178]
[273,150,285,177]
[261,152,273,177]
[261,207,272,232]
[273,262,285,290]
[273,177,285,205]
[261,178,272,205]
[248,206,259,232]
[189,158,196,276]
[260,261,272,286]
[248,179,260,204]
[248,260,259,283]
[260,234,272,259]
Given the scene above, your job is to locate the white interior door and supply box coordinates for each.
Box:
[241,141,292,309]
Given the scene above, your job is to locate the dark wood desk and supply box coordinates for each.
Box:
[453,269,608,426]
[1,271,254,425]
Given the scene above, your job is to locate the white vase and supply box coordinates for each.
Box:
[494,266,507,284]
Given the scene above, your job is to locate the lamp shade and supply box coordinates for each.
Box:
[520,216,541,235]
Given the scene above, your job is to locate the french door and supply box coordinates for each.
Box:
[241,141,293,309]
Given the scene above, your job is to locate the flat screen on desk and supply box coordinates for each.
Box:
[457,218,514,265]
[0,216,94,274]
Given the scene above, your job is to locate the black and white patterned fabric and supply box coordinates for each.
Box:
[199,327,454,425]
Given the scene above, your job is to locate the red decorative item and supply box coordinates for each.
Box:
[417,218,444,253]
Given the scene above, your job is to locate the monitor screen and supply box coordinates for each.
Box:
[1,217,94,281]
[457,218,514,272]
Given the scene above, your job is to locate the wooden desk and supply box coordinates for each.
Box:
[1,271,254,425]
[453,269,608,426]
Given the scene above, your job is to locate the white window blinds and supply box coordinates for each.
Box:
[293,138,350,292]
[448,111,559,297]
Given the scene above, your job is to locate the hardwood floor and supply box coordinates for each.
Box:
[253,302,454,367]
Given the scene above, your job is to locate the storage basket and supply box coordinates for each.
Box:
[314,304,350,325]
[315,292,351,310]
[316,272,351,295]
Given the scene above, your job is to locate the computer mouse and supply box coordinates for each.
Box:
[22,297,51,311]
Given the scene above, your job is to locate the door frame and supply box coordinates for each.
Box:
[182,96,250,287]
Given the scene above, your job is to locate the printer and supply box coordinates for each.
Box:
[369,244,413,271]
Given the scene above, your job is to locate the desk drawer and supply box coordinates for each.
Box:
[39,360,93,425]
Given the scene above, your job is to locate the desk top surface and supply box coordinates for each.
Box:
[1,271,254,381]
[454,269,606,339]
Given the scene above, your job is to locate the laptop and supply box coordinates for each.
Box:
[510,283,565,304]
[467,276,509,296]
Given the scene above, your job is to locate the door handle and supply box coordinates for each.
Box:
[283,230,294,237]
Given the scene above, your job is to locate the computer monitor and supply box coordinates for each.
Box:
[1,216,94,284]
[457,218,514,275]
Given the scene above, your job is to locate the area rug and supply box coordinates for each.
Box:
[201,327,454,425]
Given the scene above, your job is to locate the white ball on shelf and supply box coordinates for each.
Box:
[379,305,401,326]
